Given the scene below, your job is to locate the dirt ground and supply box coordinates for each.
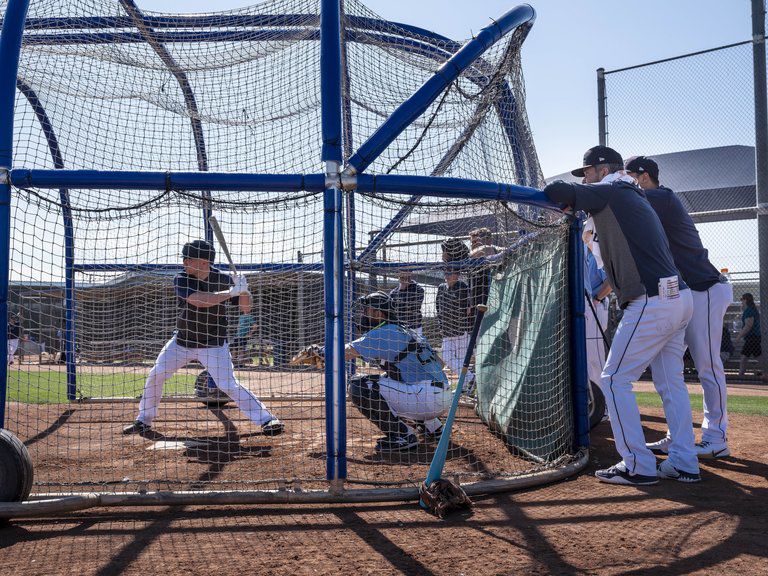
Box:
[0,402,765,576]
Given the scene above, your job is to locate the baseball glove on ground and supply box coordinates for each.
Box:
[289,344,325,369]
[419,478,472,518]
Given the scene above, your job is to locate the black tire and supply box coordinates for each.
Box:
[588,380,606,431]
[0,429,33,503]
[194,370,231,408]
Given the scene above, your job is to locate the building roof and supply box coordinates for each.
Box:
[546,145,756,224]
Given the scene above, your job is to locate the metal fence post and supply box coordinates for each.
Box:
[597,67,607,146]
[752,0,768,378]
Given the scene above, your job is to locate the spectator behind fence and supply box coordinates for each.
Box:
[389,271,425,336]
[736,292,761,377]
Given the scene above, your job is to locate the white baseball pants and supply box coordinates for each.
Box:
[442,333,475,384]
[654,282,732,443]
[7,338,19,365]
[137,335,275,426]
[601,290,697,476]
[376,375,452,425]
[585,297,609,386]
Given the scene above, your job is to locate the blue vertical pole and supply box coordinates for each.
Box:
[320,0,346,484]
[0,0,32,429]
[16,81,78,400]
[340,5,357,378]
[568,218,589,448]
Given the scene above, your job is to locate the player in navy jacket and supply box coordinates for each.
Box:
[545,146,699,485]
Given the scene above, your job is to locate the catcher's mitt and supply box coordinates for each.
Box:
[419,478,472,518]
[289,344,325,369]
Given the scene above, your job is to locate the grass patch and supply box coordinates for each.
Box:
[635,391,768,417]
[5,369,196,404]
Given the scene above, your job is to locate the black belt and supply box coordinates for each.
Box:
[431,380,447,390]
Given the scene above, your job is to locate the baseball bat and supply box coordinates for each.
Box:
[207,216,237,275]
[420,303,487,509]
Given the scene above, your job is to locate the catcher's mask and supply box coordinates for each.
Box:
[182,239,215,262]
[356,291,398,332]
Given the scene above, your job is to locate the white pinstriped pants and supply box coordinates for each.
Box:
[601,290,696,476]
[654,281,732,443]
[137,335,274,426]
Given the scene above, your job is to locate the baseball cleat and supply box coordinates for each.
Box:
[657,459,701,483]
[646,435,671,456]
[375,433,419,453]
[261,419,285,436]
[595,462,659,486]
[415,420,444,442]
[122,420,151,435]
[695,440,730,459]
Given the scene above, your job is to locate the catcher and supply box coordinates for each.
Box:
[292,292,451,453]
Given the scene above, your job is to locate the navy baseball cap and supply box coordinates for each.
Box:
[571,145,624,177]
[625,156,659,181]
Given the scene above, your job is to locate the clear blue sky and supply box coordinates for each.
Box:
[138,0,755,176]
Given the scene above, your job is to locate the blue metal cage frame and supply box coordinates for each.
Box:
[0,0,589,483]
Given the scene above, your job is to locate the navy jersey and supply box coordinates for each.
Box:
[436,280,471,337]
[644,186,720,291]
[174,268,235,348]
[351,323,448,385]
[7,321,21,339]
[389,282,425,329]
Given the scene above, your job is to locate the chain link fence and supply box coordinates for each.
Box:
[598,10,767,379]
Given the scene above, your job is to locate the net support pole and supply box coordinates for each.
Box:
[320,0,347,484]
[340,10,357,377]
[752,0,768,378]
[568,218,589,448]
[343,4,536,176]
[16,81,78,400]
[117,0,213,243]
[0,0,31,428]
[597,68,607,146]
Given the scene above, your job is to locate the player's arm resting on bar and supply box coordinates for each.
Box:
[543,181,611,213]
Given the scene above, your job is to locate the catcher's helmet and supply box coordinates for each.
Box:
[182,240,215,262]
[358,291,398,322]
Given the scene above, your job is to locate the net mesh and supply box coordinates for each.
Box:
[4,0,575,496]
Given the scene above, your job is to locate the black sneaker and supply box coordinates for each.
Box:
[261,419,285,436]
[375,433,419,453]
[657,459,701,483]
[122,420,151,435]
[595,463,658,486]
[415,422,444,442]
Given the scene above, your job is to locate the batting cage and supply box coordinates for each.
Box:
[0,0,589,516]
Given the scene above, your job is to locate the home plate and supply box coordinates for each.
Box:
[149,440,206,451]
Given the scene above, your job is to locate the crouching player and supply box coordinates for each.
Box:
[346,292,451,453]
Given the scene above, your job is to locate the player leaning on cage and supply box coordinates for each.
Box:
[545,145,699,486]
[123,240,284,437]
[625,156,733,460]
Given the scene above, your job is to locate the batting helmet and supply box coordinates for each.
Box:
[182,240,215,262]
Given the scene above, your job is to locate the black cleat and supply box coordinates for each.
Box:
[122,420,151,436]
[261,419,285,436]
[375,433,419,453]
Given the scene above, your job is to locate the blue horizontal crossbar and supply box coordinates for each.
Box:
[73,262,324,272]
[19,14,460,49]
[10,169,326,192]
[10,169,557,207]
